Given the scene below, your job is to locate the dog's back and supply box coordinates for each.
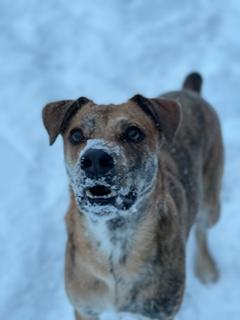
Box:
[160,73,223,236]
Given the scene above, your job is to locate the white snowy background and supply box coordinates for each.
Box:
[0,0,240,319]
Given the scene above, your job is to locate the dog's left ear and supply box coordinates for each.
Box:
[131,94,182,142]
[42,97,89,145]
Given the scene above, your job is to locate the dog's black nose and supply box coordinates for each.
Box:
[81,149,114,178]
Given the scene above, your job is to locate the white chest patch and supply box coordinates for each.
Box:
[86,215,135,263]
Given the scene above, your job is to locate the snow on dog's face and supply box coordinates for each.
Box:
[63,100,159,220]
[42,95,181,221]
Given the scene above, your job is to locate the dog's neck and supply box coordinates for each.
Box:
[82,197,149,263]
[67,166,168,265]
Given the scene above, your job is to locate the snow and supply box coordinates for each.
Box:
[0,0,240,319]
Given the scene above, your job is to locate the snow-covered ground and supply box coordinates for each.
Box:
[0,1,240,319]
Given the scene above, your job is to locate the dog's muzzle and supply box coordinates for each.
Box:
[75,148,137,213]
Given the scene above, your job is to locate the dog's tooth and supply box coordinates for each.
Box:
[86,189,93,198]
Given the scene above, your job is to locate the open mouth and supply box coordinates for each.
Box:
[85,185,117,205]
[81,184,138,210]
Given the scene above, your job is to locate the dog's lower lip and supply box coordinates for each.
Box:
[87,196,117,206]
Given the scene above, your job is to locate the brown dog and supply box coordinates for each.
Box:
[42,73,224,320]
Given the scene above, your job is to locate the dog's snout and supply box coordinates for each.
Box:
[81,149,114,178]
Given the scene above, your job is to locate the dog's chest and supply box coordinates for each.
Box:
[87,218,133,264]
[70,218,143,315]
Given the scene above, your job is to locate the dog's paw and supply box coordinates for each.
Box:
[195,252,220,284]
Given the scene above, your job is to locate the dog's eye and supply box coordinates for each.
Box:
[69,129,85,145]
[122,126,145,143]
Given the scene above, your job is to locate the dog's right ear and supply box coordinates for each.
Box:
[42,97,89,145]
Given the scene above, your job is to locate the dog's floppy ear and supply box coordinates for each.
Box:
[131,94,182,141]
[42,97,90,145]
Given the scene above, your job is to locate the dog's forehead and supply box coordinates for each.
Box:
[69,100,154,129]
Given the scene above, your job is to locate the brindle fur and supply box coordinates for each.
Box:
[42,73,224,320]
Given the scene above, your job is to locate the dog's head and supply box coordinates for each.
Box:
[42,95,181,221]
